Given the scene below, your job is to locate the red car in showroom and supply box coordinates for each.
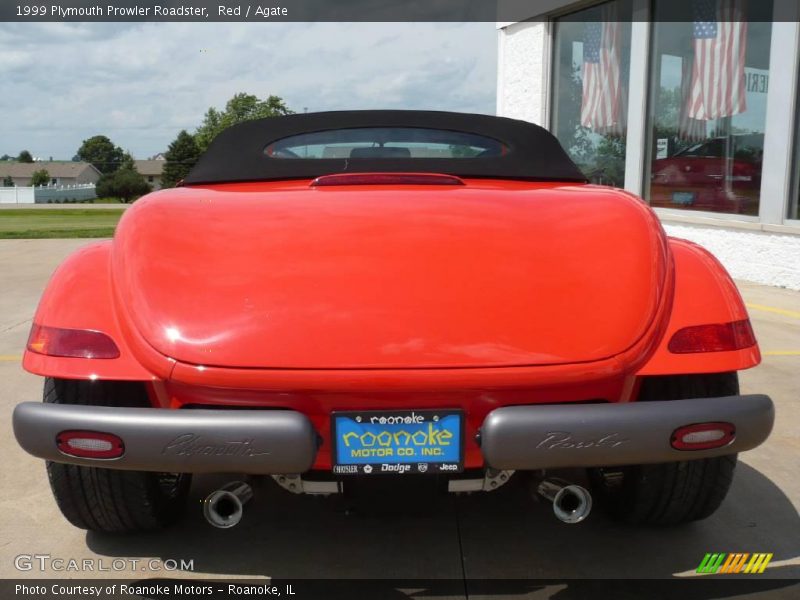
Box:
[13,111,773,532]
[650,134,763,216]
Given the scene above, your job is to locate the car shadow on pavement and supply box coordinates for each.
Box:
[455,462,800,580]
[85,461,799,596]
[88,473,466,579]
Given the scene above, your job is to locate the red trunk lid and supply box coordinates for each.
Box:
[111,180,668,369]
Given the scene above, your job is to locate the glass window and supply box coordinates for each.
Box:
[264,128,507,159]
[551,0,633,187]
[646,0,773,216]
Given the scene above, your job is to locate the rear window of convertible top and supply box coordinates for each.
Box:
[264,127,508,160]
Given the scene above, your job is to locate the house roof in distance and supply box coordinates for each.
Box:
[134,160,165,176]
[0,161,101,178]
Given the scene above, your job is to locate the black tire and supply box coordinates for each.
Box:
[44,377,191,533]
[588,372,739,526]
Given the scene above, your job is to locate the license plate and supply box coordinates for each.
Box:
[331,409,463,475]
[671,191,695,205]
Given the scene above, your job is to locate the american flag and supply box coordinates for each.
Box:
[581,3,623,135]
[686,0,748,121]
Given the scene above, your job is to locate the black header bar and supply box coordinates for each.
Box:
[2,0,798,23]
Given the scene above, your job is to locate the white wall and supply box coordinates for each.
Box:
[664,224,800,291]
[497,20,549,126]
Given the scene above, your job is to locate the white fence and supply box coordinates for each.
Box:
[0,187,34,204]
[0,184,96,204]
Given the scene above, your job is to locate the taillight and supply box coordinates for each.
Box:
[671,422,735,451]
[56,431,125,459]
[27,324,120,359]
[730,162,755,182]
[310,172,465,186]
[667,319,756,354]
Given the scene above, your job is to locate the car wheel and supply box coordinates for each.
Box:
[588,372,739,526]
[43,377,191,533]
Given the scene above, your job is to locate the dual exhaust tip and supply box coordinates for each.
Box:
[202,476,592,528]
[202,481,254,529]
[535,477,593,524]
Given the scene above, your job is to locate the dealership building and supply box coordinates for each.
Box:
[496,0,800,289]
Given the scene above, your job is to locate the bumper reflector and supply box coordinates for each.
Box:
[57,430,125,459]
[671,422,735,451]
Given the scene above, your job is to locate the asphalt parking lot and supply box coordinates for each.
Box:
[0,239,798,595]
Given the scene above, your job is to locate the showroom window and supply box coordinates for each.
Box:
[646,0,774,216]
[791,71,800,221]
[551,0,633,187]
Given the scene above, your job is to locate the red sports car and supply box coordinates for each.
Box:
[650,135,763,215]
[13,111,773,532]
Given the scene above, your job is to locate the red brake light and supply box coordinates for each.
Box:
[27,324,120,359]
[310,173,465,186]
[57,430,125,459]
[671,422,735,451]
[667,319,756,354]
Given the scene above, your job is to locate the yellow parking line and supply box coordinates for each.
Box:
[0,355,21,361]
[746,303,800,320]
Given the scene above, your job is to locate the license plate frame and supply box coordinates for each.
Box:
[331,409,464,475]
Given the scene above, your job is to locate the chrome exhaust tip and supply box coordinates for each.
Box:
[203,481,254,529]
[536,478,592,524]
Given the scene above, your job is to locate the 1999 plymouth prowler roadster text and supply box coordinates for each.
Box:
[13,111,774,532]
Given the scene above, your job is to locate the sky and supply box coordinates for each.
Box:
[0,22,497,160]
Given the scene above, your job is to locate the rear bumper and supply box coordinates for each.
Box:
[13,402,317,474]
[14,394,773,474]
[480,394,774,470]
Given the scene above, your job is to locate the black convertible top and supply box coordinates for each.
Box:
[182,110,587,185]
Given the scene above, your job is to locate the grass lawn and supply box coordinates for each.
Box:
[0,209,125,239]
[91,197,126,204]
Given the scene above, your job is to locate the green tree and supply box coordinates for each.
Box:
[17,150,34,163]
[2,174,14,186]
[194,93,292,151]
[119,150,136,171]
[76,135,125,174]
[554,64,628,186]
[652,86,695,159]
[162,130,200,188]
[96,167,151,203]
[195,107,221,152]
[554,67,596,173]
[592,137,626,188]
[31,169,50,186]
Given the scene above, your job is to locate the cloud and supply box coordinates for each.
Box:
[0,22,496,159]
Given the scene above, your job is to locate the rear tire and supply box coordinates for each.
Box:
[588,372,739,526]
[44,378,191,533]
